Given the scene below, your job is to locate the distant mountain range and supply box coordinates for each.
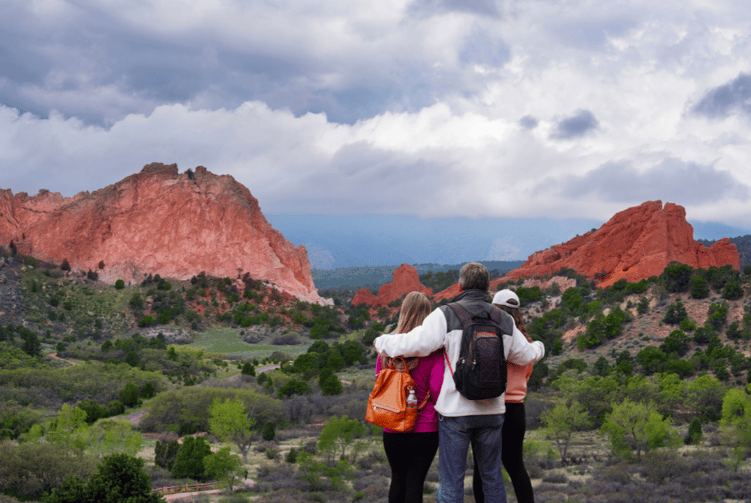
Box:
[312,261,525,290]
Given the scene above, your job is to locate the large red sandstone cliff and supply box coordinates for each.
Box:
[352,264,432,306]
[0,163,324,304]
[432,200,740,301]
[501,200,739,288]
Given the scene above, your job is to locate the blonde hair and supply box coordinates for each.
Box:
[385,291,432,370]
[395,291,432,333]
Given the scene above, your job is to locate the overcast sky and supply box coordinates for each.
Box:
[3,0,751,235]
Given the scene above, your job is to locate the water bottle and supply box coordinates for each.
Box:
[407,388,418,409]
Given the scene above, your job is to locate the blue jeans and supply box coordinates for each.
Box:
[436,413,505,503]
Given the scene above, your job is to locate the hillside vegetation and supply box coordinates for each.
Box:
[2,245,751,503]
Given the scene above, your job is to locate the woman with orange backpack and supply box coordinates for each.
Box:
[376,291,444,503]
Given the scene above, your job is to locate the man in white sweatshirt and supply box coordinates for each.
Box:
[374,263,545,503]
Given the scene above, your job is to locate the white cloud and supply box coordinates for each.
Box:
[3,0,751,230]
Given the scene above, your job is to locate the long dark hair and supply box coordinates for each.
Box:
[495,304,532,343]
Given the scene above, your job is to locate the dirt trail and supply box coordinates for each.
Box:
[48,353,78,366]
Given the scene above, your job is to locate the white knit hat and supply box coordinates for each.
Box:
[492,289,520,307]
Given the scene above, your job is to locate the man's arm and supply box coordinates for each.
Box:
[374,309,447,358]
[504,325,545,366]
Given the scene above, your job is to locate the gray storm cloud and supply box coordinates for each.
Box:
[551,110,599,139]
[559,159,750,204]
[693,73,751,119]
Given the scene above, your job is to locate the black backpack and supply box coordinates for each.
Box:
[446,302,511,400]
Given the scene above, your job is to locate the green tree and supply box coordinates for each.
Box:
[277,379,312,398]
[310,318,330,339]
[84,419,143,459]
[540,399,591,463]
[129,292,144,309]
[121,382,140,408]
[320,373,343,395]
[317,415,365,462]
[662,263,693,293]
[141,381,156,399]
[324,351,346,371]
[719,388,751,454]
[663,301,688,325]
[0,442,97,501]
[204,446,244,490]
[292,353,320,374]
[707,301,729,330]
[87,453,162,503]
[241,362,256,376]
[210,398,256,463]
[636,346,667,375]
[593,356,613,377]
[637,296,650,314]
[171,435,211,480]
[601,399,680,460]
[659,329,689,357]
[262,421,276,441]
[688,417,703,445]
[47,453,163,503]
[21,331,41,357]
[154,439,180,470]
[45,404,89,450]
[691,275,709,299]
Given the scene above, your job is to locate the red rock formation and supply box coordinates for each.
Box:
[0,163,324,304]
[352,264,432,306]
[500,201,739,288]
[431,201,739,299]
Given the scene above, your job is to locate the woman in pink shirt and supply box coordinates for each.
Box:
[376,291,444,503]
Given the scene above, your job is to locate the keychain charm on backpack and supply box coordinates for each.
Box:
[406,388,418,409]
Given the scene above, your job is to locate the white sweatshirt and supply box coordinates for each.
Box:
[374,306,545,416]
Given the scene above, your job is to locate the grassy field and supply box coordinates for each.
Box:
[188,326,312,360]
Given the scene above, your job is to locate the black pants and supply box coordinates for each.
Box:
[473,403,534,503]
[383,431,439,503]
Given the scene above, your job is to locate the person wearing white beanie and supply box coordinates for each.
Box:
[474,288,537,503]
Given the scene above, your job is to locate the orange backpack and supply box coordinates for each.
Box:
[366,356,430,432]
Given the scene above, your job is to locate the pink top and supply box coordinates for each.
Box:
[376,350,444,433]
[505,362,533,403]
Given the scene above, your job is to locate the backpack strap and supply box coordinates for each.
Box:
[446,302,472,326]
[444,351,453,377]
[417,391,431,411]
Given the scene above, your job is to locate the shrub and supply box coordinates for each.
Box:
[262,421,276,441]
[171,435,211,480]
[663,301,688,325]
[272,333,301,345]
[542,472,568,484]
[121,382,140,407]
[687,417,702,444]
[662,263,693,293]
[722,279,744,300]
[115,279,125,289]
[691,275,710,299]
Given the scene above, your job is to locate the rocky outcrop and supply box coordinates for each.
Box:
[0,163,324,304]
[500,201,739,288]
[352,264,432,306]
[431,201,739,300]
